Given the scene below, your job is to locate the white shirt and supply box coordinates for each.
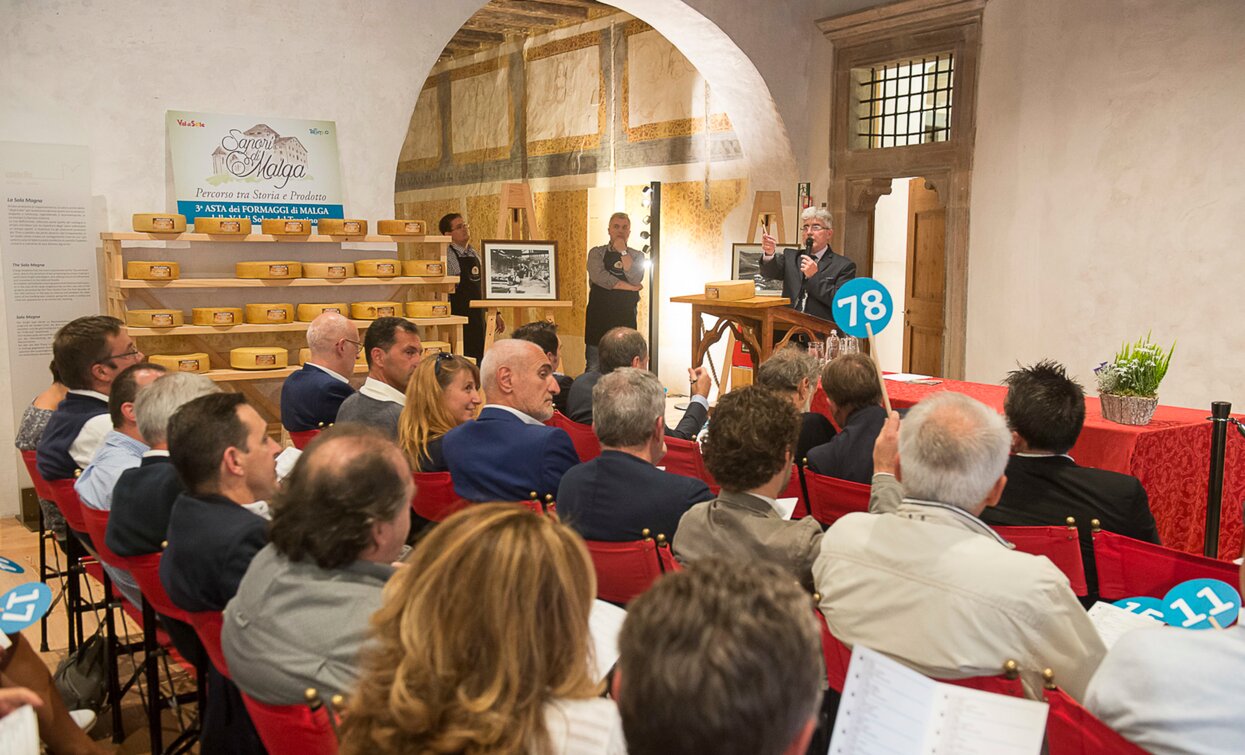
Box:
[487,404,545,426]
[67,389,112,469]
[306,362,350,384]
[542,697,627,755]
[358,376,406,406]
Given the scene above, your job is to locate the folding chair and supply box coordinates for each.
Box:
[995,519,1089,597]
[186,610,230,679]
[1092,523,1239,601]
[288,428,322,450]
[19,449,69,652]
[46,478,108,652]
[1041,671,1146,754]
[411,471,468,522]
[241,689,340,755]
[781,463,809,519]
[803,468,871,526]
[545,411,602,462]
[662,437,719,493]
[584,529,681,605]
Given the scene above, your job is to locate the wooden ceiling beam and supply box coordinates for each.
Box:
[455,28,508,42]
[497,0,589,19]
[475,7,563,26]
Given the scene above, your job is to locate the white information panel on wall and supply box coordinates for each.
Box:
[0,142,95,454]
[166,110,345,227]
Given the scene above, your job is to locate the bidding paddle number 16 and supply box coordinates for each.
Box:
[832,278,895,339]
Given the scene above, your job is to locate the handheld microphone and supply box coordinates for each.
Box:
[802,237,814,257]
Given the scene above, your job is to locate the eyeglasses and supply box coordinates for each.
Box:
[802,224,829,232]
[432,351,455,377]
[450,223,468,232]
[94,348,141,366]
[343,338,363,355]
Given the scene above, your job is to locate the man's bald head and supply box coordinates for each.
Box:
[305,311,358,376]
[480,338,559,420]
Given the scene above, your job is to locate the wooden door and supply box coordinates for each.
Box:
[902,178,946,375]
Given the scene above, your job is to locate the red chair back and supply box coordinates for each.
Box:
[118,552,192,623]
[804,471,871,526]
[289,429,321,450]
[241,692,339,755]
[994,525,1089,597]
[545,412,601,462]
[1042,684,1147,754]
[411,472,468,522]
[781,465,808,519]
[47,478,89,533]
[662,437,718,492]
[78,506,127,571]
[943,672,1026,697]
[187,610,230,678]
[585,535,680,604]
[20,449,58,503]
[1093,529,1239,600]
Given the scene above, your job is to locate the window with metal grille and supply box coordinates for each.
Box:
[852,53,954,149]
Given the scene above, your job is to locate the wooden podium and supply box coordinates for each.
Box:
[670,293,839,369]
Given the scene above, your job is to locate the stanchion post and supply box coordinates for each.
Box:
[1204,401,1232,558]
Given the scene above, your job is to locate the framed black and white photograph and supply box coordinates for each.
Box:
[481,240,559,300]
[732,243,783,297]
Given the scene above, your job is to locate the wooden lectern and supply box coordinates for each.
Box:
[670,293,839,369]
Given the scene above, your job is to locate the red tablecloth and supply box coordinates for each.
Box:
[812,378,1245,558]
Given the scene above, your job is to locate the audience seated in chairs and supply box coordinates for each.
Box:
[566,327,710,440]
[397,352,481,473]
[673,386,822,590]
[805,352,887,483]
[756,345,836,461]
[815,392,1105,699]
[978,360,1160,602]
[557,368,713,542]
[37,315,144,482]
[616,558,822,755]
[279,311,357,433]
[442,338,577,502]
[222,425,411,705]
[512,319,575,416]
[340,504,626,755]
[335,317,422,439]
[74,362,165,605]
[14,361,70,551]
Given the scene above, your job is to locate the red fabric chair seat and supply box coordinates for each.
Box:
[804,471,871,526]
[187,610,230,679]
[288,429,321,450]
[994,525,1089,596]
[545,411,601,462]
[662,437,718,493]
[117,552,192,624]
[241,692,339,755]
[1042,684,1147,754]
[411,472,469,522]
[585,536,680,604]
[1093,529,1239,601]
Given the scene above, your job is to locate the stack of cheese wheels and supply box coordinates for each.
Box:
[302,262,355,280]
[318,218,368,235]
[125,309,183,328]
[421,341,453,355]
[195,217,251,234]
[126,261,181,280]
[261,219,312,235]
[132,213,187,233]
[377,219,426,235]
[192,307,244,326]
[402,259,445,277]
[244,303,294,324]
[296,303,349,321]
[404,300,450,318]
[355,259,401,278]
[149,353,211,374]
[236,260,302,279]
[298,347,312,365]
[351,301,401,320]
[230,347,288,370]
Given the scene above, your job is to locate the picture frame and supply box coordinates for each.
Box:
[731,242,784,297]
[480,239,559,301]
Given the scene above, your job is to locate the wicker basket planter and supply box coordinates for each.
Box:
[1099,393,1159,426]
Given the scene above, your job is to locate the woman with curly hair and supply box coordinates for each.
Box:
[340,504,624,755]
[397,353,481,472]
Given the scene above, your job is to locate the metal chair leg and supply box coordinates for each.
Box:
[141,597,163,753]
[101,573,125,744]
[37,506,49,652]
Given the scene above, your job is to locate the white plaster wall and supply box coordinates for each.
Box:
[969,0,1245,409]
[872,178,910,372]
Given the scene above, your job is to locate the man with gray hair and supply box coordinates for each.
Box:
[280,311,358,432]
[557,368,713,542]
[442,338,578,502]
[584,211,644,371]
[813,392,1105,699]
[755,345,836,460]
[759,206,856,323]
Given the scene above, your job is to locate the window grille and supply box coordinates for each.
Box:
[852,53,954,149]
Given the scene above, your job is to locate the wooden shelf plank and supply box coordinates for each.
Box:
[468,299,573,308]
[116,276,459,289]
[101,232,451,243]
[128,315,468,337]
[207,362,370,383]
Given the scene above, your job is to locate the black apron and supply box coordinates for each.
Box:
[584,248,640,345]
[448,246,485,361]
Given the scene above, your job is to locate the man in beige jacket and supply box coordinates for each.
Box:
[814,392,1105,699]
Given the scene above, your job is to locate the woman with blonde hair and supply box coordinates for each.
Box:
[340,504,624,755]
[398,353,481,472]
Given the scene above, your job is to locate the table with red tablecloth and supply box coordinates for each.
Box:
[812,377,1245,558]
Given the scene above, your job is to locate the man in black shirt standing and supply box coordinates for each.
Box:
[440,212,495,362]
[584,212,644,372]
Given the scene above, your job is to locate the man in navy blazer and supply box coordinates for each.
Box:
[280,311,358,432]
[443,338,578,502]
[806,353,888,483]
[558,368,713,542]
[758,206,856,324]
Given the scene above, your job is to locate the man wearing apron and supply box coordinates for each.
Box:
[439,213,496,362]
[584,212,645,372]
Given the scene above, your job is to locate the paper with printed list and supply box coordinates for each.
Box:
[830,646,1048,755]
[1086,601,1163,649]
[0,704,38,755]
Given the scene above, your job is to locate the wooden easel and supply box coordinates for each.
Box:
[721,191,788,392]
[496,182,538,240]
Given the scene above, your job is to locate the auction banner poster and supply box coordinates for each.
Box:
[166,110,344,227]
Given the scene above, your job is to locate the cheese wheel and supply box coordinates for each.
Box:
[404,301,451,318]
[149,353,211,374]
[318,218,368,235]
[192,307,244,326]
[194,217,251,234]
[377,219,426,236]
[261,218,312,235]
[132,213,187,233]
[302,262,355,279]
[402,259,446,277]
[126,261,181,280]
[421,341,453,355]
[298,347,312,365]
[236,261,302,279]
[230,347,289,370]
[244,303,294,324]
[350,301,401,320]
[355,259,400,277]
[296,303,348,321]
[125,309,184,328]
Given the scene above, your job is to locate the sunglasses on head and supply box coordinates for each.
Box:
[432,351,455,377]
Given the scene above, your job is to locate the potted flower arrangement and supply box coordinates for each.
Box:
[1094,334,1175,425]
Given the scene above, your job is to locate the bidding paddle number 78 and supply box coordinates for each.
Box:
[832,278,895,339]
